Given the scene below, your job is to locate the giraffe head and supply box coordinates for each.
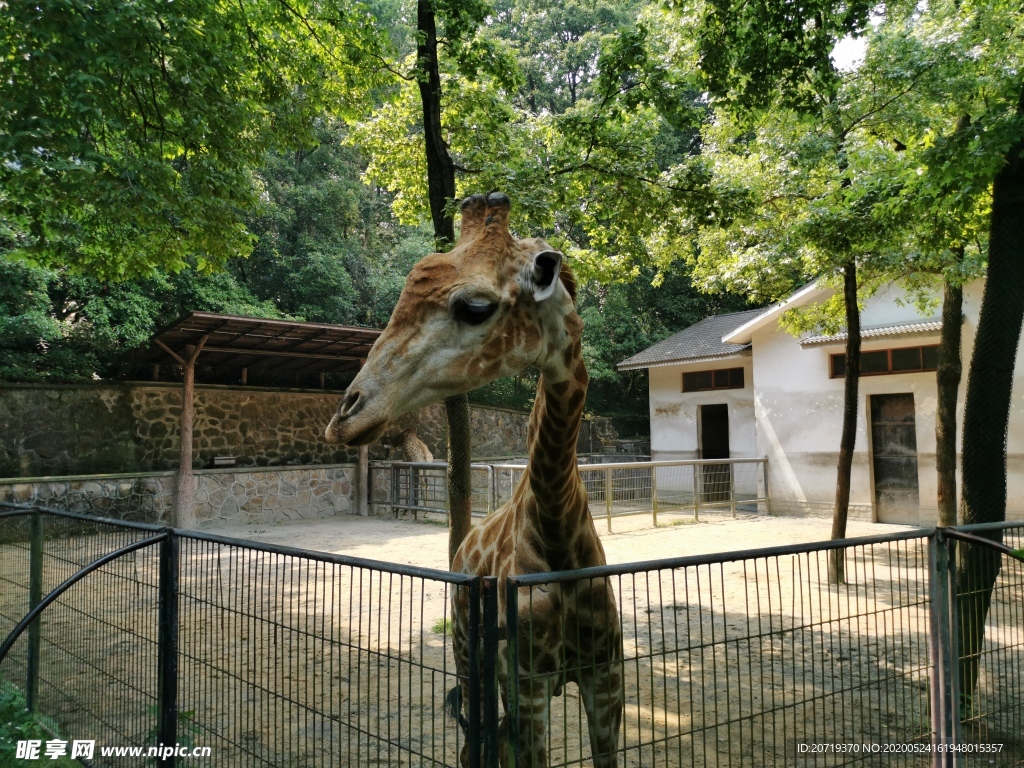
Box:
[326,191,581,446]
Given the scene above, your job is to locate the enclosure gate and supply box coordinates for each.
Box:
[372,457,772,529]
[1,504,1022,767]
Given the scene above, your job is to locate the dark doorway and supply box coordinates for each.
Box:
[870,393,920,524]
[699,404,730,459]
[699,404,731,502]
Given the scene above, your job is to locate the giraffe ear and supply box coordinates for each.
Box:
[529,250,563,302]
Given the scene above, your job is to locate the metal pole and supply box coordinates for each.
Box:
[389,464,397,518]
[157,531,179,766]
[605,467,613,533]
[467,580,482,768]
[482,577,500,768]
[762,457,771,515]
[486,466,494,516]
[928,531,958,768]
[693,465,701,522]
[505,579,520,768]
[651,464,659,528]
[729,462,737,518]
[411,465,419,521]
[27,509,42,712]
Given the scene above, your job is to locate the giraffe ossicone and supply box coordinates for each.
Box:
[326,191,623,767]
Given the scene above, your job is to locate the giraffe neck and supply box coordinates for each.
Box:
[521,339,589,561]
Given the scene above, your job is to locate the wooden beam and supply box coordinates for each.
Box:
[198,345,369,362]
[154,338,185,365]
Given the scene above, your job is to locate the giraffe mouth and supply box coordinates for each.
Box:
[325,414,390,447]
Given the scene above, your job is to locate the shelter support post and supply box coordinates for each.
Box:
[159,335,208,528]
[358,445,369,516]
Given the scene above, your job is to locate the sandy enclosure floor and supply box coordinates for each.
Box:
[1,511,1022,768]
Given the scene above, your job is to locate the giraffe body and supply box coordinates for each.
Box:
[326,192,623,767]
[389,429,433,463]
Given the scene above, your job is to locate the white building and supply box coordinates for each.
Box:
[618,281,1024,525]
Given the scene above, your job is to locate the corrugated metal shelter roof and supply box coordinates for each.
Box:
[617,309,763,371]
[800,318,943,347]
[144,312,382,378]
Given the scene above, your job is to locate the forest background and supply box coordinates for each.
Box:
[0,0,757,438]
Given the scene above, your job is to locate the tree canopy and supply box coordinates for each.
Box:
[0,0,385,279]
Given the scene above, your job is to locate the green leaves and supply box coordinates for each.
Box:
[0,0,388,280]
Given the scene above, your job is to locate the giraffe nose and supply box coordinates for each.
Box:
[338,388,365,418]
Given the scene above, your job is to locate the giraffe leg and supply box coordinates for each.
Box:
[569,582,624,768]
[513,673,554,768]
[577,650,624,768]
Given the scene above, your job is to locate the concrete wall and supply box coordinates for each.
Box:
[648,356,757,461]
[0,382,545,478]
[750,281,1024,523]
[0,464,356,529]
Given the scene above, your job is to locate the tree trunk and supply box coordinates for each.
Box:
[956,95,1024,711]
[829,260,861,583]
[936,251,964,527]
[446,394,473,568]
[415,0,472,567]
[416,0,456,247]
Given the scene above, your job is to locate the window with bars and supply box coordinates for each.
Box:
[682,367,745,392]
[830,344,939,378]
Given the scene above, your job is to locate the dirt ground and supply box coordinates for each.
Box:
[3,511,1021,768]
[214,508,909,570]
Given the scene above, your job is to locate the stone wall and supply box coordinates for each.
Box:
[0,464,356,528]
[0,383,563,478]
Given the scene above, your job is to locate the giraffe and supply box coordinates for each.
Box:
[385,429,434,518]
[325,191,623,767]
[387,429,434,463]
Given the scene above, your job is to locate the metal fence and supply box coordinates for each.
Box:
[373,458,770,530]
[0,505,476,767]
[1,504,1021,767]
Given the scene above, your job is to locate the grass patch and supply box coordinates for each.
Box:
[669,517,701,526]
[416,515,448,527]
[432,618,453,635]
[0,678,77,766]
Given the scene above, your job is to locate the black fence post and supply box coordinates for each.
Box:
[505,578,520,768]
[928,530,960,767]
[157,530,179,766]
[467,579,482,768]
[481,577,500,768]
[27,508,43,713]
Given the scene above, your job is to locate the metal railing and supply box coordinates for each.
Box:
[1,504,1021,767]
[372,457,770,531]
[372,461,497,518]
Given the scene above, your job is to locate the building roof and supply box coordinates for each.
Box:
[143,312,383,378]
[799,318,944,347]
[617,309,763,371]
[721,281,832,345]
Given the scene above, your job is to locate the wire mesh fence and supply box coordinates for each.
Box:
[501,524,1024,767]
[0,506,475,767]
[0,505,1021,767]
[0,512,162,751]
[372,458,770,530]
[951,524,1024,757]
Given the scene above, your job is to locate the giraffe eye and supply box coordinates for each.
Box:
[453,298,498,326]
